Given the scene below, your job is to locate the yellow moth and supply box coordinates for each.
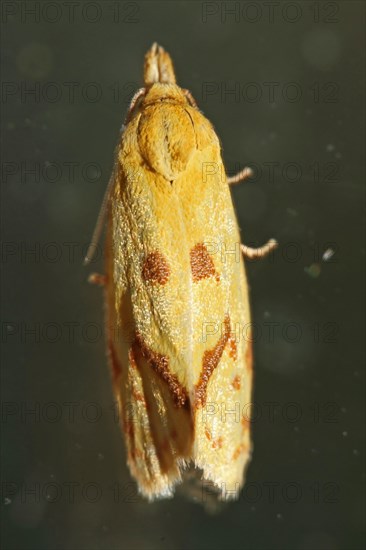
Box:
[85,43,277,501]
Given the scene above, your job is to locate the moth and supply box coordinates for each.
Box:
[85,43,277,501]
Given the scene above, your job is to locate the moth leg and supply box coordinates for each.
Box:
[182,88,198,109]
[125,87,146,123]
[88,273,106,286]
[241,239,278,259]
[227,167,253,185]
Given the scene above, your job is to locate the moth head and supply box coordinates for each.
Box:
[144,43,176,86]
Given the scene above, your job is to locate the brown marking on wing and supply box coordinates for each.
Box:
[123,419,136,460]
[227,334,238,361]
[123,420,134,438]
[195,314,231,408]
[128,347,151,414]
[108,340,122,382]
[242,416,250,431]
[205,428,212,441]
[124,419,145,462]
[134,334,189,408]
[245,339,253,373]
[190,243,220,282]
[142,251,170,285]
[231,375,241,391]
[232,443,247,461]
[128,348,138,369]
[212,436,223,449]
[133,448,143,460]
[132,387,146,404]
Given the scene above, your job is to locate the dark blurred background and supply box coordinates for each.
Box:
[1,1,365,549]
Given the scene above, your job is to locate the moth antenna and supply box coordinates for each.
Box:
[84,170,115,265]
[144,42,176,85]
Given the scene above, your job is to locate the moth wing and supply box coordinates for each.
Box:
[178,106,253,498]
[105,169,194,500]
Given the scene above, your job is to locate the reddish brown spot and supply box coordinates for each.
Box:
[190,243,220,282]
[171,429,178,440]
[109,341,122,382]
[142,251,170,285]
[128,348,151,411]
[123,419,134,439]
[227,335,238,361]
[132,387,146,404]
[124,419,140,462]
[123,420,136,460]
[134,448,143,459]
[195,314,231,408]
[231,375,241,391]
[134,334,189,408]
[128,348,138,369]
[245,341,253,372]
[232,443,247,461]
[242,416,250,431]
[212,436,223,449]
[205,428,212,441]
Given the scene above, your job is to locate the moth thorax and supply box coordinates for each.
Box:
[137,98,196,180]
[143,83,186,106]
[144,42,176,86]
